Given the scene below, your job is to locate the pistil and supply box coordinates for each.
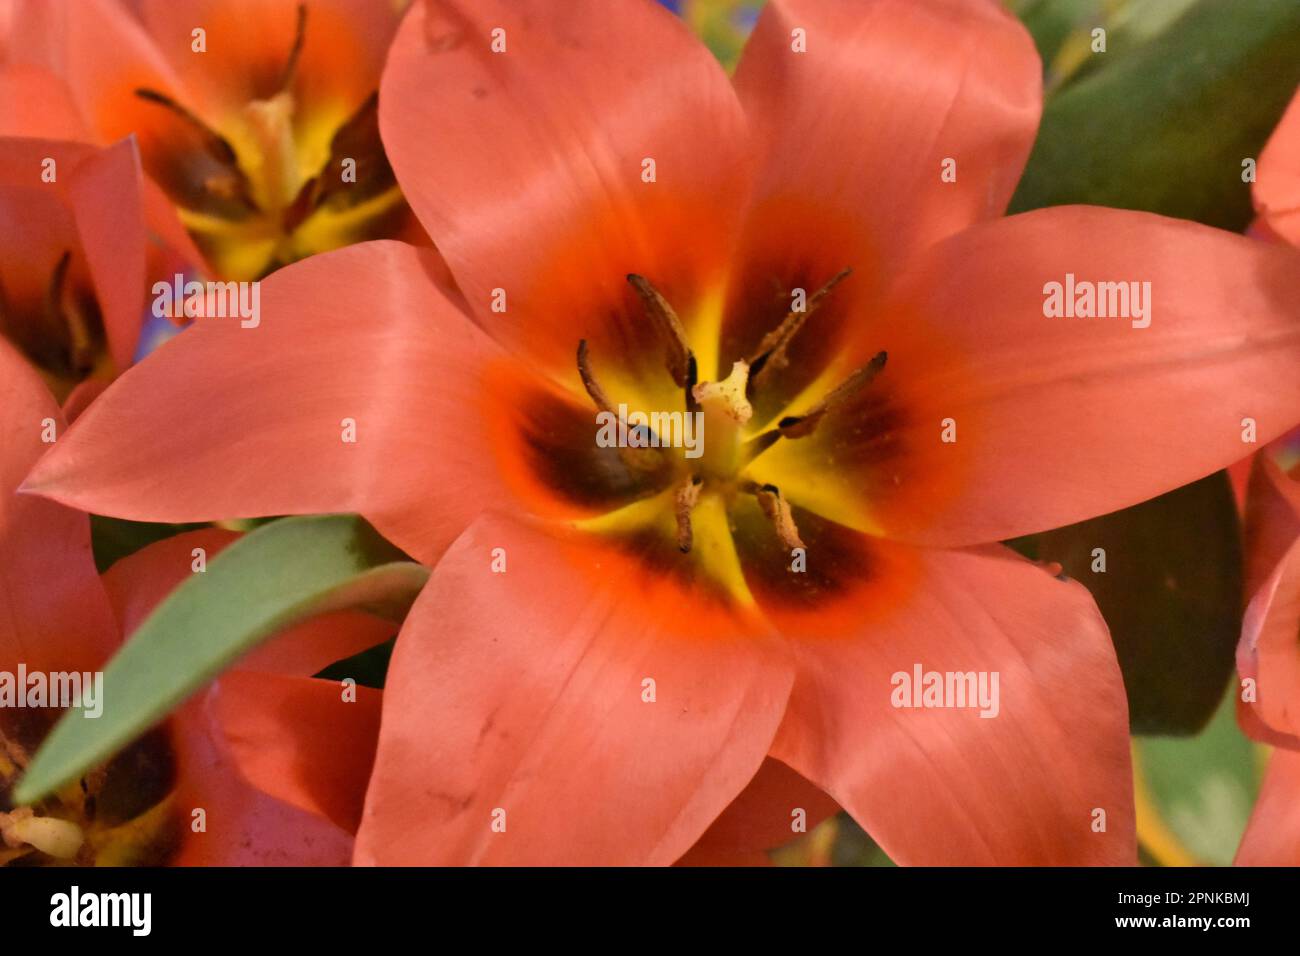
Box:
[0,808,84,860]
[692,360,752,478]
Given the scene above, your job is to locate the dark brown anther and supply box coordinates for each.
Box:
[674,475,704,553]
[577,339,615,415]
[315,92,396,209]
[778,350,887,438]
[44,251,96,375]
[626,274,696,395]
[277,4,309,92]
[577,340,666,475]
[748,266,852,386]
[133,88,260,211]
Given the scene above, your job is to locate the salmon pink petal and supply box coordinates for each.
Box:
[137,0,399,122]
[1235,749,1300,865]
[169,693,353,865]
[0,340,116,673]
[1239,538,1300,742]
[354,511,794,866]
[1256,88,1300,247]
[676,757,839,865]
[756,207,1300,546]
[379,0,750,386]
[64,136,148,370]
[211,671,381,833]
[1243,455,1300,597]
[769,542,1135,865]
[0,65,88,139]
[23,241,509,565]
[735,0,1039,263]
[235,612,394,679]
[719,0,1039,409]
[10,0,186,147]
[101,528,394,673]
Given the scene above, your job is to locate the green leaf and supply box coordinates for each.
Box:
[1136,686,1262,866]
[1012,0,1106,68]
[1008,472,1241,735]
[1010,0,1300,230]
[14,514,428,805]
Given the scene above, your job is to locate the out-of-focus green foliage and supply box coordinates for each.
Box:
[1136,688,1261,865]
[14,514,427,805]
[1009,473,1242,736]
[1011,0,1300,230]
[90,515,206,572]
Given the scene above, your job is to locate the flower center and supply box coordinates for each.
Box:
[132,5,406,280]
[1,714,179,867]
[575,270,886,557]
[0,250,109,400]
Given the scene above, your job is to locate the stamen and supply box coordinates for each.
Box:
[45,251,98,374]
[577,339,615,415]
[277,4,309,91]
[778,350,887,438]
[134,88,236,166]
[748,267,852,385]
[576,340,665,474]
[134,88,260,211]
[626,274,696,395]
[674,475,703,553]
[737,350,887,470]
[1,724,29,779]
[753,484,805,551]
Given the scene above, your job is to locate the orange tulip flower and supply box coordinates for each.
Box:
[1,338,390,865]
[24,0,1300,865]
[0,136,198,410]
[1,0,418,281]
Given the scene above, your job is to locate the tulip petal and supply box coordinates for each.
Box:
[12,0,185,146]
[1256,88,1300,246]
[1243,454,1300,597]
[676,756,839,865]
[65,137,147,370]
[354,511,794,865]
[0,340,115,674]
[24,241,508,565]
[0,65,88,139]
[1239,539,1300,741]
[169,693,354,865]
[1235,748,1300,865]
[720,0,1040,415]
[137,0,398,122]
[769,542,1135,865]
[755,206,1300,545]
[211,671,381,833]
[379,0,750,390]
